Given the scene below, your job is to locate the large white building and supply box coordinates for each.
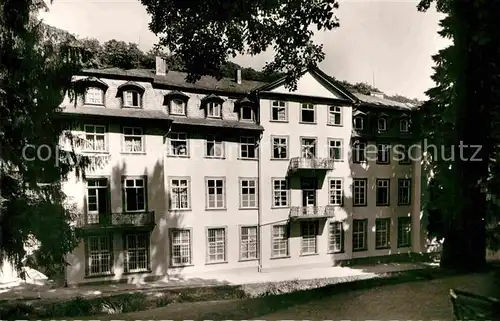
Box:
[55,58,424,285]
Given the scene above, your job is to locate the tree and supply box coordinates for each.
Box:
[418,0,500,270]
[100,39,147,70]
[140,0,340,89]
[0,0,90,280]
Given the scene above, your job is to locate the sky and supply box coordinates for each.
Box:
[39,0,450,100]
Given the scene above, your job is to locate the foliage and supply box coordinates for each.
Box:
[0,0,90,277]
[140,0,341,90]
[418,0,500,269]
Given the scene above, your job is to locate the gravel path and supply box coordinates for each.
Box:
[88,271,499,321]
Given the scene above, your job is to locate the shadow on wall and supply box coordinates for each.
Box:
[65,139,189,286]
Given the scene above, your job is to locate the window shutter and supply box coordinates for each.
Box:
[146,232,151,270]
[109,234,114,274]
[387,220,391,247]
[144,176,149,212]
[122,234,128,273]
[168,230,172,267]
[364,220,368,250]
[121,176,126,213]
[84,237,89,277]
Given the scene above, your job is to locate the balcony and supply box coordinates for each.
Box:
[77,211,155,231]
[288,157,335,173]
[289,206,336,220]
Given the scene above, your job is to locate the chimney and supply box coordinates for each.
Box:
[155,56,166,76]
[235,69,242,84]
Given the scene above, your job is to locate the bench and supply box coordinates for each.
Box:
[450,288,500,320]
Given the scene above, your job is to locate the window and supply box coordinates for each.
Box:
[328,222,344,253]
[272,179,289,208]
[206,178,225,209]
[353,116,364,130]
[240,226,258,260]
[398,145,411,165]
[207,102,222,118]
[328,139,343,161]
[300,104,316,123]
[86,235,112,276]
[123,90,141,108]
[378,118,387,131]
[170,229,191,266]
[86,178,109,224]
[124,177,146,212]
[169,178,190,210]
[272,225,288,257]
[84,125,106,152]
[398,179,411,205]
[122,127,144,153]
[375,218,391,249]
[84,87,104,105]
[353,179,367,206]
[300,103,316,123]
[328,106,342,125]
[329,179,343,206]
[240,179,258,208]
[170,99,186,115]
[240,136,257,159]
[352,141,366,163]
[352,219,367,251]
[397,217,412,247]
[300,221,317,254]
[168,132,188,156]
[271,100,287,121]
[124,233,149,272]
[376,179,390,206]
[400,119,409,132]
[271,136,288,159]
[240,106,254,121]
[377,144,390,164]
[205,135,224,158]
[301,138,316,158]
[207,228,226,263]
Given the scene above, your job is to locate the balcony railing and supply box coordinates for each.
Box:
[289,206,336,220]
[77,211,155,229]
[288,157,335,173]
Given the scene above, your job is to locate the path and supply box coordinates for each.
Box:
[97,271,499,321]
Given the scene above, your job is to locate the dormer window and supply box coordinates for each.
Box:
[378,118,387,131]
[202,94,224,119]
[400,118,409,132]
[165,91,189,116]
[171,99,186,115]
[75,77,108,106]
[237,97,255,122]
[123,90,141,108]
[85,87,104,105]
[117,81,145,109]
[353,116,364,130]
[207,102,222,118]
[240,105,254,121]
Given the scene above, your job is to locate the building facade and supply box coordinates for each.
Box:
[59,59,423,285]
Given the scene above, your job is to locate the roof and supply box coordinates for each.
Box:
[60,106,170,120]
[353,92,419,111]
[82,68,266,94]
[80,67,420,110]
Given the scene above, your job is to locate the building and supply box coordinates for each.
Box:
[58,58,423,285]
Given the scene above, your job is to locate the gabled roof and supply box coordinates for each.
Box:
[117,81,145,92]
[73,76,108,88]
[253,66,358,103]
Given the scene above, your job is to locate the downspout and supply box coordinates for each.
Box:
[256,91,263,273]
